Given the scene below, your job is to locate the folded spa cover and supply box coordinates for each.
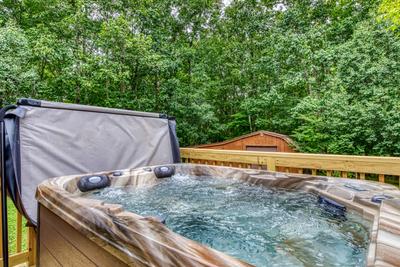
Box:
[1,99,180,225]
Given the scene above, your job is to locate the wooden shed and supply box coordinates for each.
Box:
[195,131,296,152]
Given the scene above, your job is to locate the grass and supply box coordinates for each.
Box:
[6,198,28,254]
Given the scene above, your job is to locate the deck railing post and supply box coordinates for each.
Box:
[266,158,276,172]
[379,174,385,183]
[16,213,22,253]
[28,227,36,266]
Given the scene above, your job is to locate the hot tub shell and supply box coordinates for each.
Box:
[36,164,400,267]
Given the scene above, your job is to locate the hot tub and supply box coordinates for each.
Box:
[36,164,400,267]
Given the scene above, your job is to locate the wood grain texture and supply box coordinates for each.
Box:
[40,218,96,267]
[40,244,62,267]
[28,227,36,266]
[39,205,126,267]
[0,251,30,267]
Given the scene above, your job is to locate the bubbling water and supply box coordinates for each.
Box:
[89,175,371,266]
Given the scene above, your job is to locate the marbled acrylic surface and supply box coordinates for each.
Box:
[36,164,400,267]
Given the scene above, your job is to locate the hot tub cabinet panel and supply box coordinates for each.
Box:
[36,164,400,267]
[39,205,127,267]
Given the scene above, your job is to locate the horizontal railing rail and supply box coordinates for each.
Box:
[180,148,400,185]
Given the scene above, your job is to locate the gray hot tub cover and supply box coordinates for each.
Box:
[1,99,180,225]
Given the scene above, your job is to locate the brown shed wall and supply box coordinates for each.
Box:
[196,131,295,153]
[194,131,296,172]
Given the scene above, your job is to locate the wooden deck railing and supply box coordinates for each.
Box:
[0,197,36,267]
[180,148,400,185]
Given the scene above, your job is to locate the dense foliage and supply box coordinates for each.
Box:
[1,0,400,155]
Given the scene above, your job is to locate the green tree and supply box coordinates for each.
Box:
[2,0,400,155]
[379,0,400,31]
[0,23,40,105]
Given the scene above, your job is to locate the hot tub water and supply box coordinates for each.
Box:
[89,174,370,267]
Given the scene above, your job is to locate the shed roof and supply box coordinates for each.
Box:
[195,130,296,148]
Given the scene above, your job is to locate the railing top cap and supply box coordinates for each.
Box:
[180,148,400,162]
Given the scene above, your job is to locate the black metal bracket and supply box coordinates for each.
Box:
[1,119,9,267]
[0,105,17,267]
[16,98,41,107]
